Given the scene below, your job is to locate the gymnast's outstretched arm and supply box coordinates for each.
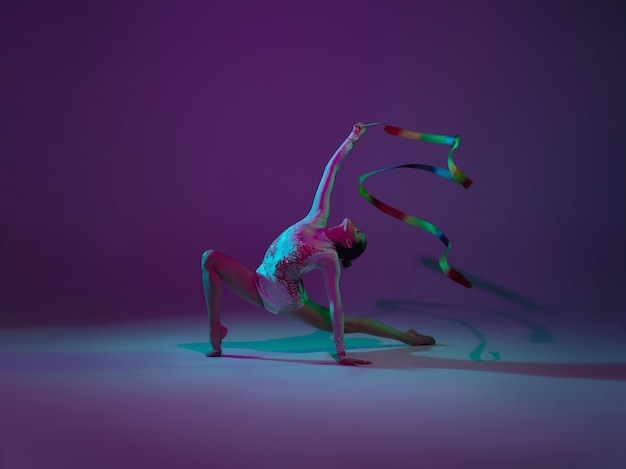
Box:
[304,123,366,225]
[320,256,348,362]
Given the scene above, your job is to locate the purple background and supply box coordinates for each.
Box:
[2,0,625,328]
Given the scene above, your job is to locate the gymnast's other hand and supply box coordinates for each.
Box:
[339,356,373,366]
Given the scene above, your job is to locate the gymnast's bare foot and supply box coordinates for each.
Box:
[206,325,229,357]
[406,328,436,346]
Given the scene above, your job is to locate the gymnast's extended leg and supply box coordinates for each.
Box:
[281,300,435,346]
[201,249,264,356]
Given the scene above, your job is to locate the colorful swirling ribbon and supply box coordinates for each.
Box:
[358,125,473,288]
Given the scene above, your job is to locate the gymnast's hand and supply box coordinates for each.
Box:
[349,122,367,142]
[339,356,373,366]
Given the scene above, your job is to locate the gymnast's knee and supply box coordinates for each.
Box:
[201,249,220,269]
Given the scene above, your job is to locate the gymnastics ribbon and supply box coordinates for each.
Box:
[358,125,473,288]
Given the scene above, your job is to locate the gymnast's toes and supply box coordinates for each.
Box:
[407,329,436,346]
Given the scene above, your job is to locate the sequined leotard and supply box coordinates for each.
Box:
[255,221,338,314]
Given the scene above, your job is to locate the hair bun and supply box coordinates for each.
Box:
[342,258,352,268]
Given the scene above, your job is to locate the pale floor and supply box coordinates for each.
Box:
[1,307,625,469]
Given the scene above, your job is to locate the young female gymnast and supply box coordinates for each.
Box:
[201,123,435,366]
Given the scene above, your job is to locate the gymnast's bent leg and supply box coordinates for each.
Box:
[201,249,264,357]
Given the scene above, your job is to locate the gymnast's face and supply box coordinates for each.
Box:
[341,218,365,247]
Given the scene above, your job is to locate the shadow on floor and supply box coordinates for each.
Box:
[177,335,626,380]
[179,330,400,355]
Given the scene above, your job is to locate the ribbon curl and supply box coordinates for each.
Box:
[358,125,473,288]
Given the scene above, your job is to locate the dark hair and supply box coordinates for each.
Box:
[335,236,367,268]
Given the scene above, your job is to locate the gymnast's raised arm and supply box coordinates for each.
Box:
[304,123,367,225]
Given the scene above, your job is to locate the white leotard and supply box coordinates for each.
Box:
[255,221,337,314]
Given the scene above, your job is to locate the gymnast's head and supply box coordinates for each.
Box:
[331,218,367,268]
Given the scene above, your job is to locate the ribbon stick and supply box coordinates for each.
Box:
[357,125,473,288]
